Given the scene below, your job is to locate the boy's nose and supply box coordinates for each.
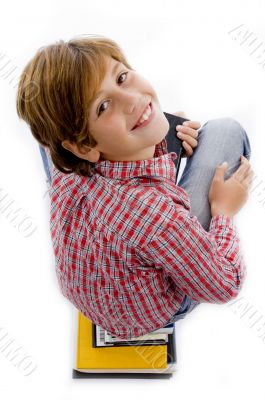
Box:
[123,98,143,116]
[118,91,141,113]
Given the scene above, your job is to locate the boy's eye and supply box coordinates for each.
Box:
[97,71,129,116]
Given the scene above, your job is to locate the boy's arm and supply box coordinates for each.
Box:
[139,206,246,304]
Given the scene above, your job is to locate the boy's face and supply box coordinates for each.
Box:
[62,55,170,162]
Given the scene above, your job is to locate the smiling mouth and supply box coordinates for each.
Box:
[132,103,153,131]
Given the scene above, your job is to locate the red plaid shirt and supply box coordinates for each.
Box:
[46,138,246,340]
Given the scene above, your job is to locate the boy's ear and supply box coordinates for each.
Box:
[61,140,100,163]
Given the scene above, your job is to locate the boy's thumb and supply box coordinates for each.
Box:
[215,161,228,179]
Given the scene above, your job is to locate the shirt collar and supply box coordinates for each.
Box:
[93,138,178,182]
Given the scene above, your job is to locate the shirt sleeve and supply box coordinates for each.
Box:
[139,206,247,304]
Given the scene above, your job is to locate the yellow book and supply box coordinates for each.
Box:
[76,311,168,370]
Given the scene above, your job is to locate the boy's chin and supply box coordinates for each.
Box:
[154,130,169,147]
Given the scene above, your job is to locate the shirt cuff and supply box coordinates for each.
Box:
[209,214,235,231]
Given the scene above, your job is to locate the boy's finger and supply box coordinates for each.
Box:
[241,155,250,164]
[172,111,187,118]
[242,170,254,187]
[182,141,193,156]
[183,120,201,129]
[234,163,251,181]
[177,126,198,139]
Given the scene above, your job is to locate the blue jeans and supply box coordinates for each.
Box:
[39,145,53,187]
[164,117,251,323]
[38,117,252,323]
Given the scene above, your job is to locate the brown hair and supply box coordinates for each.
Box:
[16,34,133,177]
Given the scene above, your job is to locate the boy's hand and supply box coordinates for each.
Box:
[172,111,201,158]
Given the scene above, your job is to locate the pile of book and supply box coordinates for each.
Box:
[72,310,177,379]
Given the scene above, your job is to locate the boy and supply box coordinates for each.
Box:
[16,34,253,340]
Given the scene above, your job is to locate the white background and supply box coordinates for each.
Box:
[1,0,265,398]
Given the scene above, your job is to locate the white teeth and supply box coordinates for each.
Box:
[138,105,151,124]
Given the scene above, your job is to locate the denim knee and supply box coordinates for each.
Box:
[199,117,251,160]
[39,145,52,185]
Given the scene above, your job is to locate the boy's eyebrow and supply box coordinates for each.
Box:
[92,61,120,104]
